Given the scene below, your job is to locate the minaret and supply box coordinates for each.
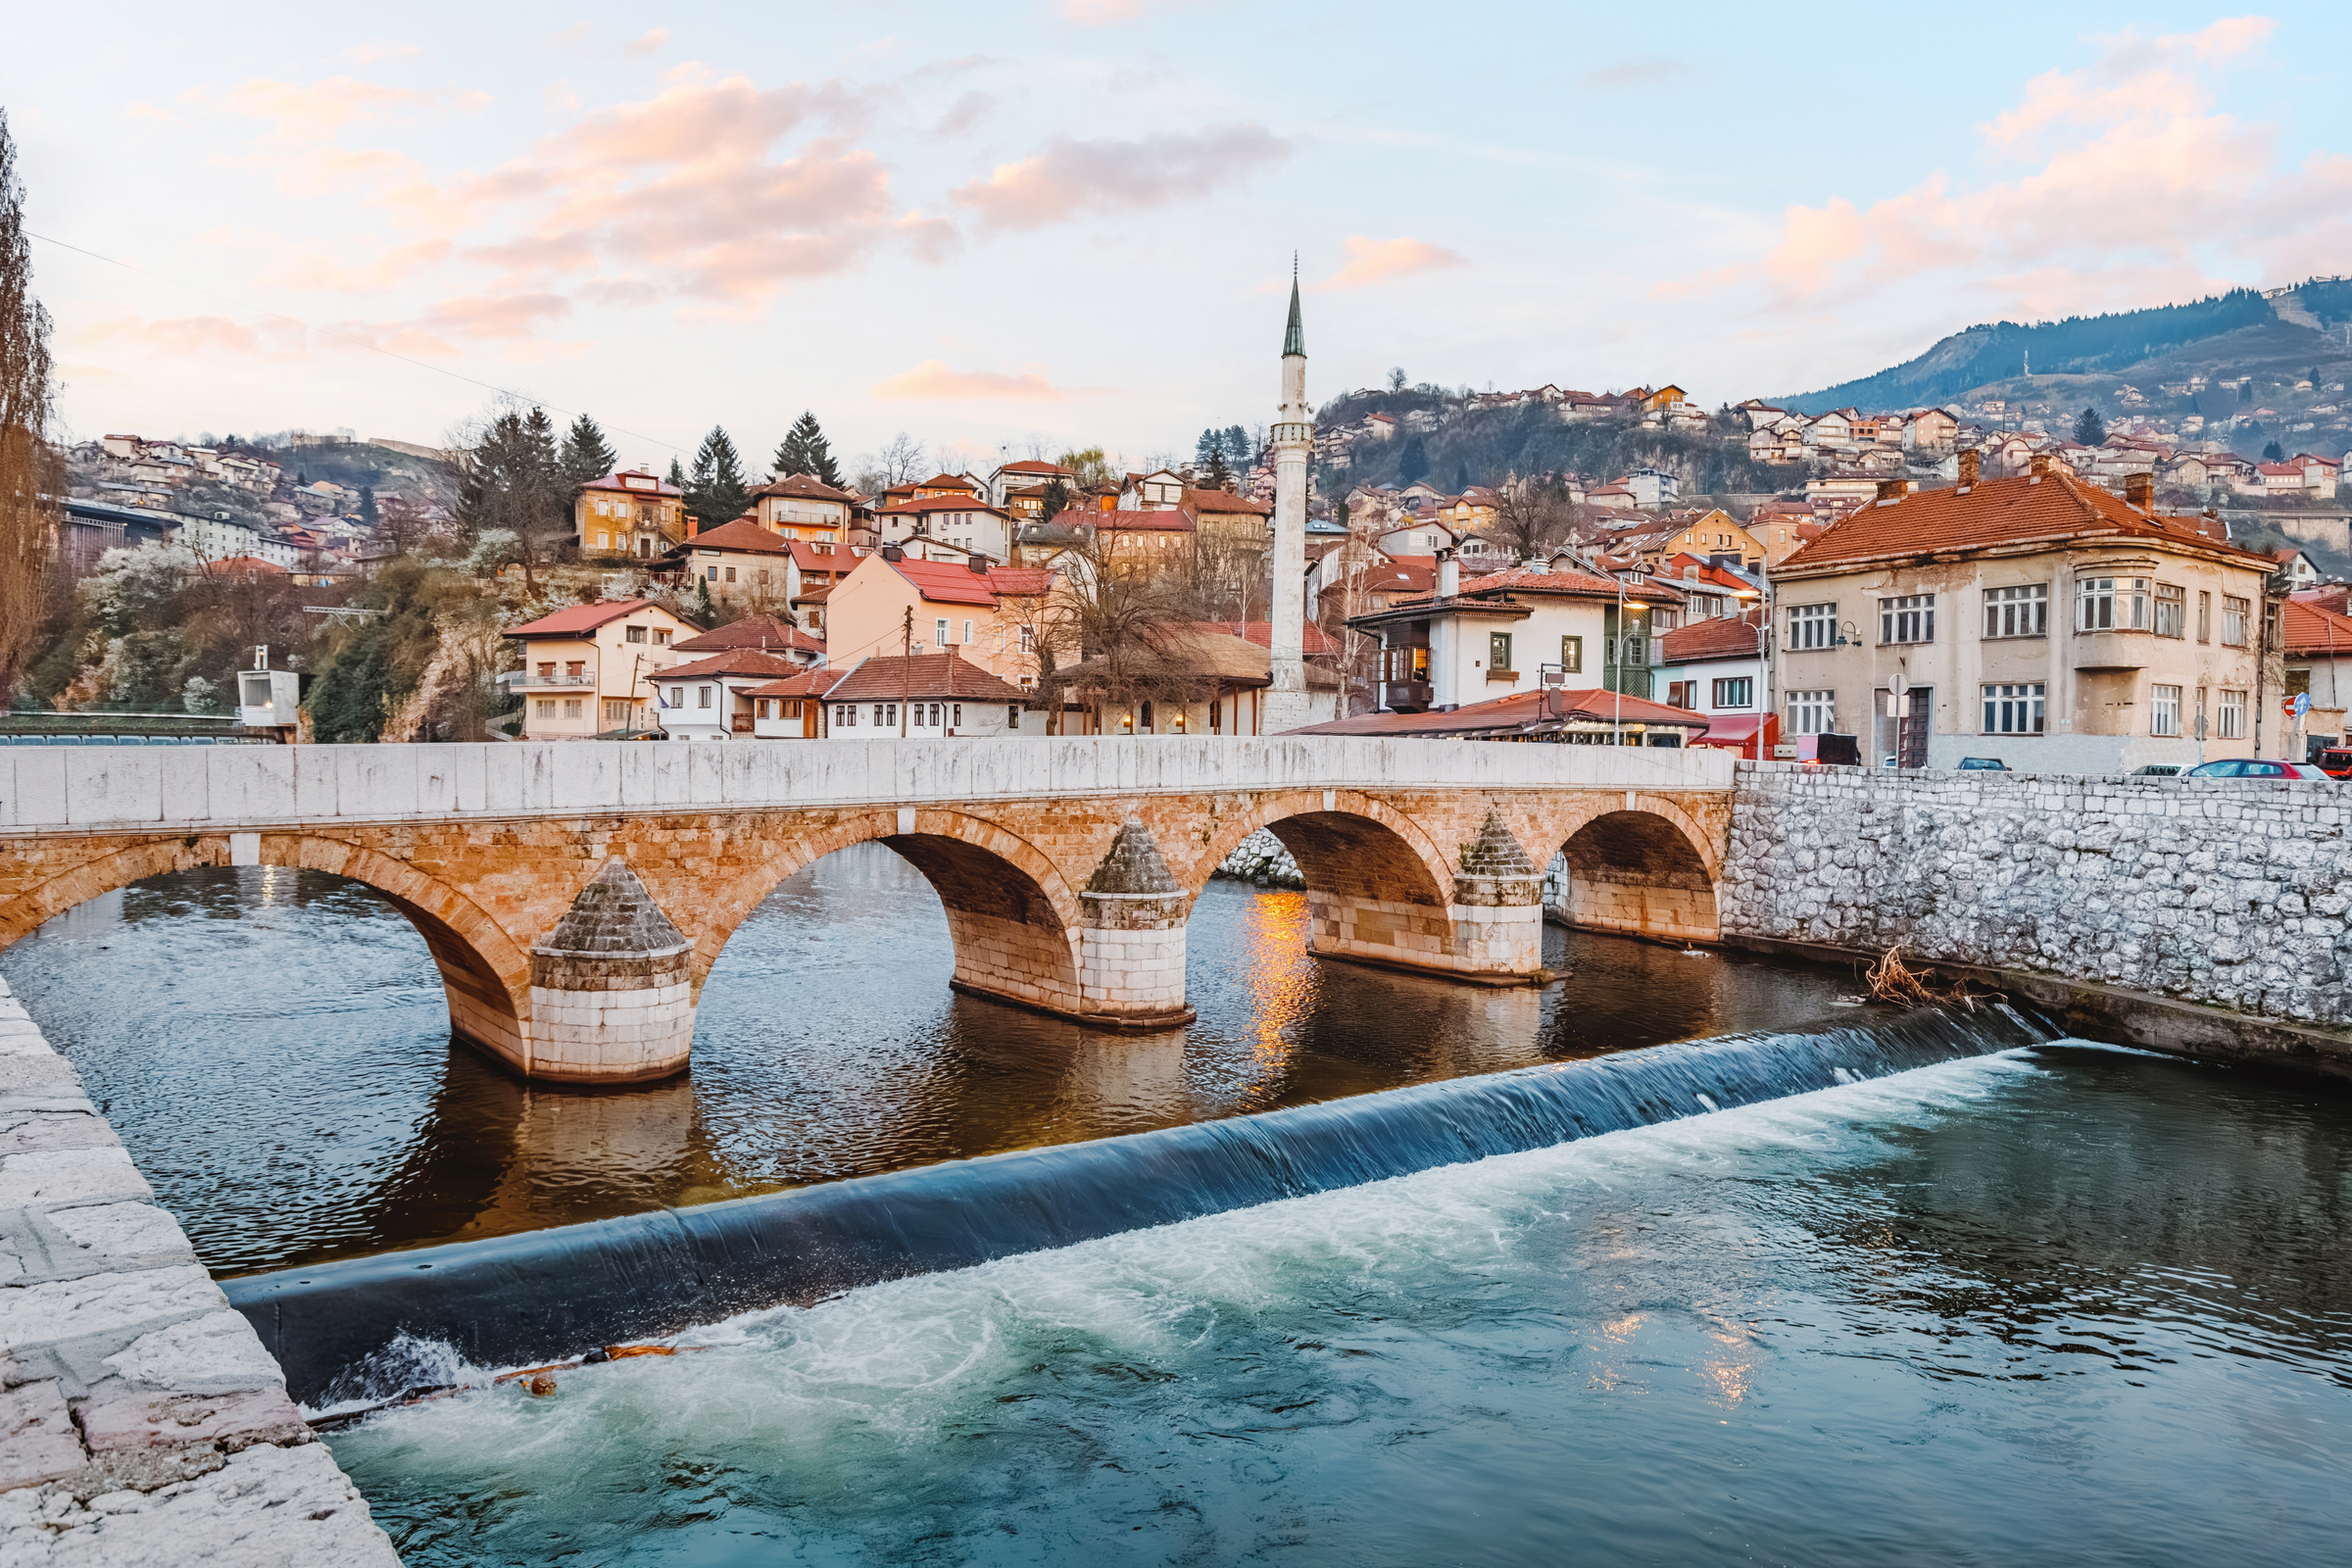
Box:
[1265,260,1313,734]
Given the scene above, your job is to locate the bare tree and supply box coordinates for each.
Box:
[1489,475,1577,561]
[1043,527,1216,731]
[0,111,58,704]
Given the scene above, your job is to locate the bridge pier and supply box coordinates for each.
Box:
[523,859,697,1083]
[1072,820,1195,1030]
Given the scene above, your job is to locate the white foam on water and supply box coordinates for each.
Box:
[333,1048,2053,1481]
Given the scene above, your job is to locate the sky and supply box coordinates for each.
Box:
[9,3,2352,476]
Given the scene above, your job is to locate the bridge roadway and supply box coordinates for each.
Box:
[0,738,1735,1082]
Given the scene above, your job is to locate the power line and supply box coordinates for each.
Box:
[27,230,685,458]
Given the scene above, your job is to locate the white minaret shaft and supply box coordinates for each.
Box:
[1265,266,1312,734]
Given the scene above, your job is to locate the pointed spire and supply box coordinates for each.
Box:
[1283,254,1305,359]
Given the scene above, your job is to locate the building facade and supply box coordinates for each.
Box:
[506,599,687,738]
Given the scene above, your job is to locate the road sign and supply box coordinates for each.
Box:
[1890,671,1907,699]
[2291,692,2312,719]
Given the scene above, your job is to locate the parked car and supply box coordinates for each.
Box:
[2180,760,2334,780]
[2128,763,2182,777]
[1956,757,2008,770]
[2318,749,2352,781]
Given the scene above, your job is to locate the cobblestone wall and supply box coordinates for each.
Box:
[1722,763,2352,1027]
[0,977,399,1563]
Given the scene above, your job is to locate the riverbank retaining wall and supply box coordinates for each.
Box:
[1721,761,2352,1054]
[0,978,398,1563]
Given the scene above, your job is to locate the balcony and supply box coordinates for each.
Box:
[2072,630,2150,671]
[1381,678,1432,711]
[519,672,597,689]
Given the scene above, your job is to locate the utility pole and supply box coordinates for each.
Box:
[901,605,912,736]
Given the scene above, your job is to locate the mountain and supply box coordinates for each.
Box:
[1780,284,2341,414]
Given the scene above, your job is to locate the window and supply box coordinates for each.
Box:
[2079,576,2150,631]
[2196,687,2207,737]
[563,699,582,719]
[836,704,855,727]
[654,629,671,646]
[706,566,718,581]
[626,625,647,644]
[565,661,585,679]
[928,703,942,726]
[1019,625,1036,653]
[2221,596,2249,647]
[1486,632,1513,672]
[962,619,975,644]
[597,532,611,550]
[604,699,631,725]
[1983,682,2045,735]
[534,700,553,717]
[1008,705,1022,727]
[935,618,950,647]
[536,662,554,679]
[1880,594,1935,644]
[1788,691,1835,735]
[1788,603,1837,651]
[2154,583,2185,638]
[756,699,772,719]
[953,704,962,727]
[1558,635,1583,673]
[1667,680,1696,709]
[1983,584,2047,638]
[723,566,737,583]
[2151,684,2181,736]
[2197,591,2211,642]
[667,686,684,708]
[872,704,886,726]
[2218,689,2246,738]
[698,686,713,709]
[785,701,802,719]
[1713,677,1754,709]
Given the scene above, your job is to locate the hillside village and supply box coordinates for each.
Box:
[32,277,2352,776]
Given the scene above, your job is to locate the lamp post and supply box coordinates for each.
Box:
[1736,585,1767,759]
[1612,575,1646,745]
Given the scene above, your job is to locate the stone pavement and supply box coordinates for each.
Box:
[0,979,398,1565]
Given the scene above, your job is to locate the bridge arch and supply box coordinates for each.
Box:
[1538,798,1722,945]
[0,834,534,1070]
[1190,791,1467,976]
[665,807,1086,1021]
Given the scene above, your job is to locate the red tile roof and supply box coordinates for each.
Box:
[209,555,288,575]
[750,474,858,504]
[1658,610,1766,663]
[1774,469,2266,574]
[1450,564,1685,603]
[1100,509,1197,531]
[671,615,824,656]
[986,567,1057,598]
[741,669,846,700]
[654,650,808,683]
[1183,487,1272,515]
[912,472,984,494]
[582,469,681,497]
[1288,687,1707,737]
[996,459,1078,476]
[885,556,1007,607]
[507,599,662,638]
[680,518,795,556]
[2283,597,2352,658]
[1202,619,1342,657]
[825,651,1027,703]
[878,495,1008,517]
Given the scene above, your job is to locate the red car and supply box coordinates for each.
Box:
[2318,749,2352,781]
[2181,760,2336,781]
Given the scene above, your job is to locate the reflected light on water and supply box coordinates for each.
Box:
[1239,889,1315,1101]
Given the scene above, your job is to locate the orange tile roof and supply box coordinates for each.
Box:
[1774,469,2263,574]
[671,615,824,656]
[681,518,795,555]
[741,668,846,700]
[886,556,1007,607]
[507,599,661,638]
[2283,597,2352,658]
[1658,610,1767,663]
[1183,487,1272,515]
[654,650,807,682]
[750,474,858,503]
[1201,620,1342,656]
[826,651,1027,703]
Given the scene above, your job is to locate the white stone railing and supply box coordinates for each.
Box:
[0,738,1737,835]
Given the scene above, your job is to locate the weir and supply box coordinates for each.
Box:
[227,1005,2053,1405]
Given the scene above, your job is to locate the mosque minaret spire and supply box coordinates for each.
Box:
[1264,255,1313,733]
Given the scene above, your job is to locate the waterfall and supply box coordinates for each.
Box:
[231,1005,2052,1403]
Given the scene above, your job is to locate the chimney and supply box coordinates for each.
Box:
[1956,448,1980,488]
[1437,546,1459,598]
[965,554,989,574]
[881,544,904,562]
[1524,555,1549,575]
[2125,470,2154,511]
[2030,454,2051,477]
[1875,478,1906,503]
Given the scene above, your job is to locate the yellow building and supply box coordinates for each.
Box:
[575,469,687,560]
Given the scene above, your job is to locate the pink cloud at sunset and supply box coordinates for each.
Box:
[1319,236,1467,291]
[870,361,1100,402]
[950,124,1288,229]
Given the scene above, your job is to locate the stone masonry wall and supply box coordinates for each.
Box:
[1722,762,2352,1028]
[0,976,399,1563]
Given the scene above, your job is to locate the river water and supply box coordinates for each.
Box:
[15,851,2352,1564]
[0,846,1860,1275]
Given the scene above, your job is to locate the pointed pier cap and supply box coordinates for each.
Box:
[1458,808,1538,878]
[1085,818,1183,896]
[536,858,693,958]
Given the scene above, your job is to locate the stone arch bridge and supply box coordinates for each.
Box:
[0,739,1734,1082]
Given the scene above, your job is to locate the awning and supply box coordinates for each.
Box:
[1692,711,1780,759]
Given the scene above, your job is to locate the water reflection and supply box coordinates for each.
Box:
[2,845,1866,1276]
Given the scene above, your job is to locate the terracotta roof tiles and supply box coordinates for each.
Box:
[825,652,1027,703]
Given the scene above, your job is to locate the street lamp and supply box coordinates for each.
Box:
[1613,576,1646,744]
[1735,584,1768,758]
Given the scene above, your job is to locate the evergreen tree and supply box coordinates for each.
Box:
[558,414,617,487]
[685,426,750,523]
[454,406,565,586]
[359,485,377,531]
[2264,439,2285,462]
[1204,448,1233,490]
[1225,424,1249,466]
[1453,459,1472,491]
[2074,406,2105,445]
[1195,428,1221,469]
[666,456,687,489]
[772,411,843,487]
[1396,432,1429,485]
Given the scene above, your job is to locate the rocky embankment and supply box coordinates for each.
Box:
[1213,829,1304,889]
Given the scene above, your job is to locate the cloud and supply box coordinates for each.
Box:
[929,90,995,141]
[257,238,454,292]
[1575,55,1691,91]
[871,360,1096,401]
[1673,17,2336,317]
[214,75,431,142]
[1057,0,1172,24]
[951,122,1288,228]
[1320,235,1467,290]
[73,313,312,361]
[626,27,670,57]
